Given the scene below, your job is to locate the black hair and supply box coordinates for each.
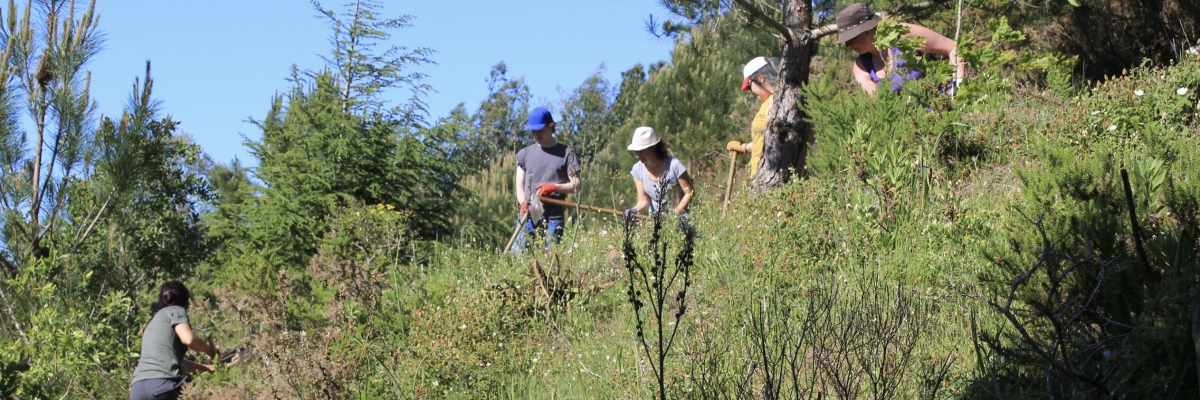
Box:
[651,141,670,161]
[157,281,191,311]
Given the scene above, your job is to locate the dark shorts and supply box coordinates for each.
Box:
[129,378,183,400]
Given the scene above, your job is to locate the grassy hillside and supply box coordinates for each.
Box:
[161,51,1200,399]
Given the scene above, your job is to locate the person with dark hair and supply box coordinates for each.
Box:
[130,281,219,400]
[727,56,778,177]
[137,302,161,337]
[511,106,582,253]
[835,2,965,95]
[624,127,694,218]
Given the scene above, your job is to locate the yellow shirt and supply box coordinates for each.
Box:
[748,95,771,176]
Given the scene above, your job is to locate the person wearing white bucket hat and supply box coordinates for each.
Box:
[624,127,694,219]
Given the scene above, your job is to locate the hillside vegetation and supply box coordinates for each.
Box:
[1,0,1198,399]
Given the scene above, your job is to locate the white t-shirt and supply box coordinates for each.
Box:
[630,157,687,213]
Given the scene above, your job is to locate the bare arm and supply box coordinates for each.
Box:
[673,171,695,215]
[181,358,214,374]
[852,57,879,95]
[632,178,651,213]
[514,166,527,204]
[903,23,966,81]
[554,172,582,194]
[174,323,219,358]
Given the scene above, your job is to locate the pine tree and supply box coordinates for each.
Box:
[216,1,459,282]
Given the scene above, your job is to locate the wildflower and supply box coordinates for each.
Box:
[1134,89,1144,96]
[1189,47,1199,55]
[433,381,439,387]
[1090,110,1100,115]
[460,324,467,329]
[1178,87,1190,95]
[1108,125,1117,131]
[533,358,538,363]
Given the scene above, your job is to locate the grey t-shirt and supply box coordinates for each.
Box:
[132,305,190,382]
[517,142,581,218]
[631,157,687,214]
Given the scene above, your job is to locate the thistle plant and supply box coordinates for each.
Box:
[621,186,697,400]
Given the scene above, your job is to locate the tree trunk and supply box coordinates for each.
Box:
[752,0,814,191]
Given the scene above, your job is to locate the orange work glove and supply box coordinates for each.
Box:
[534,183,558,197]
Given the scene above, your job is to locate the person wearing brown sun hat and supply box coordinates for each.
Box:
[836,3,965,95]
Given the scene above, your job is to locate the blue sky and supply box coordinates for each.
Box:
[86,0,677,166]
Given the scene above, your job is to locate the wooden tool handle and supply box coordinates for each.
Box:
[722,151,738,216]
[538,197,651,220]
[504,212,529,253]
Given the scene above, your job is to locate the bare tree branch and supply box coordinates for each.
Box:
[811,0,953,40]
[69,187,116,254]
[731,0,793,42]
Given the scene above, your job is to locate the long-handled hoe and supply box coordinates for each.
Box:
[506,197,649,254]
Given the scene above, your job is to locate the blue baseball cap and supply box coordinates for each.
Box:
[525,107,555,130]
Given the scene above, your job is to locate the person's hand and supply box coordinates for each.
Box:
[623,208,639,221]
[202,363,216,373]
[534,183,558,197]
[726,141,743,152]
[520,202,529,214]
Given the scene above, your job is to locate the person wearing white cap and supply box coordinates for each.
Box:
[726,56,778,177]
[624,127,694,219]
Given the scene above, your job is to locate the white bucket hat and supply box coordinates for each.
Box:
[627,126,661,151]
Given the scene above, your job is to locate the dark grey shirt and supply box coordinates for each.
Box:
[132,305,190,382]
[517,142,581,217]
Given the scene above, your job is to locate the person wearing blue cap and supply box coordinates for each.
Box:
[511,107,582,253]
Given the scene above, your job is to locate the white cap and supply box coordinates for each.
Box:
[742,56,769,79]
[741,57,769,90]
[627,126,661,151]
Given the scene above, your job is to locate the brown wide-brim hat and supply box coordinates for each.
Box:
[836,3,879,44]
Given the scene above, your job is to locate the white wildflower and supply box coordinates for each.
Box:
[433,381,439,387]
[1108,125,1117,131]
[1134,89,1144,96]
[533,358,538,363]
[1189,47,1199,55]
[460,324,466,329]
[1091,110,1100,115]
[1178,87,1190,95]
